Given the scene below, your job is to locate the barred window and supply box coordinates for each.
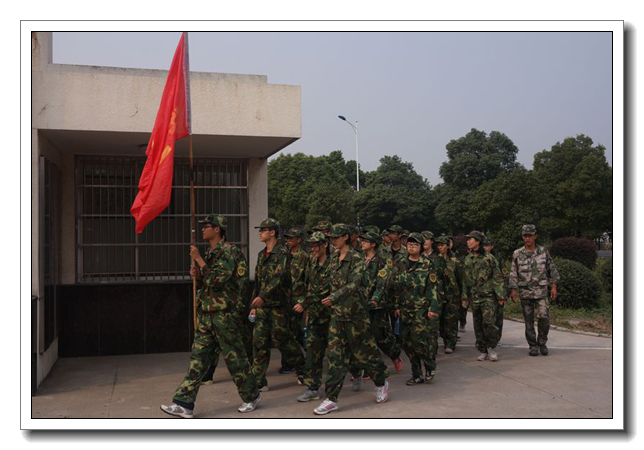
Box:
[76,156,248,283]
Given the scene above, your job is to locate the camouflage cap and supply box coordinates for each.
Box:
[254,218,280,229]
[466,230,485,243]
[359,230,382,245]
[522,224,537,235]
[387,224,404,234]
[483,236,495,246]
[381,229,391,236]
[284,227,305,239]
[435,235,450,245]
[348,225,358,235]
[407,232,425,244]
[311,220,333,232]
[421,230,434,240]
[402,229,410,237]
[328,223,350,238]
[306,231,328,244]
[199,214,228,230]
[363,225,380,234]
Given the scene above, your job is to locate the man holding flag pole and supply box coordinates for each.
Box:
[128,33,261,417]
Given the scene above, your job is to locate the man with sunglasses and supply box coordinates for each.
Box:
[509,224,560,357]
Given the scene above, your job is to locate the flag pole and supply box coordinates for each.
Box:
[190,134,197,330]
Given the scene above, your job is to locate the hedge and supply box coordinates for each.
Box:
[550,237,598,270]
[553,257,602,309]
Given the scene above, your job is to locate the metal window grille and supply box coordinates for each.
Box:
[76,156,248,283]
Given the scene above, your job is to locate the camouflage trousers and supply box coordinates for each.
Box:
[472,297,500,353]
[440,295,461,350]
[520,297,550,347]
[281,305,306,368]
[349,309,401,377]
[253,305,305,388]
[203,304,253,382]
[325,317,389,402]
[303,316,330,390]
[173,309,259,407]
[496,301,505,341]
[459,302,468,326]
[401,310,439,377]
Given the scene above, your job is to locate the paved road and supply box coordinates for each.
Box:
[31,313,612,419]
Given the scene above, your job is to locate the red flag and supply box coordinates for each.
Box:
[131,33,191,233]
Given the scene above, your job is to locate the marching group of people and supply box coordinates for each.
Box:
[161,216,560,418]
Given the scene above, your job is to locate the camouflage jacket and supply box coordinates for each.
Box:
[462,251,506,303]
[288,248,310,306]
[196,241,238,312]
[425,251,448,304]
[327,248,368,321]
[440,252,464,300]
[302,256,332,323]
[490,252,510,297]
[252,243,291,308]
[509,245,560,300]
[363,251,393,310]
[225,241,250,310]
[392,256,440,313]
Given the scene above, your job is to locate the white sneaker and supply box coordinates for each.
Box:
[477,352,488,361]
[238,393,262,413]
[160,403,193,418]
[314,398,339,415]
[297,388,320,402]
[488,347,498,362]
[375,380,389,404]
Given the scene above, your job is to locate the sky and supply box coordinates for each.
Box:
[52,31,613,186]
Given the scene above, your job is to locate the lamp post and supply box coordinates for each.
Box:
[338,115,359,192]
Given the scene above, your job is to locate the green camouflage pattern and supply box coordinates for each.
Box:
[401,308,438,377]
[324,317,389,402]
[173,310,259,405]
[509,245,560,300]
[327,249,369,320]
[301,256,332,390]
[198,214,228,229]
[286,247,310,353]
[490,253,508,340]
[196,241,238,312]
[462,251,505,351]
[252,244,291,307]
[254,218,280,229]
[439,253,464,349]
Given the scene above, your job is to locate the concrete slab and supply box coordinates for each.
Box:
[31,313,612,419]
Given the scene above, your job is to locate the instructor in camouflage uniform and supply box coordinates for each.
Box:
[509,224,560,356]
[160,215,260,418]
[462,230,505,362]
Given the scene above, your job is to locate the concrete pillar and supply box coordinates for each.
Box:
[247,158,268,280]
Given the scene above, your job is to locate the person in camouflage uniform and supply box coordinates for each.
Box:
[462,230,506,362]
[160,215,260,418]
[280,227,310,375]
[509,224,560,356]
[200,218,253,385]
[393,232,440,385]
[295,232,332,402]
[311,220,333,236]
[435,235,463,354]
[313,224,390,415]
[421,230,447,358]
[484,237,509,342]
[355,231,403,372]
[250,218,306,391]
[381,229,392,249]
[385,225,408,345]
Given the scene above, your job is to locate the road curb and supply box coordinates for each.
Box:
[505,317,612,338]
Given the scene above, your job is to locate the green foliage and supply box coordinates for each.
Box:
[533,135,612,239]
[553,258,602,309]
[595,258,613,293]
[305,180,356,229]
[550,237,598,270]
[355,155,436,231]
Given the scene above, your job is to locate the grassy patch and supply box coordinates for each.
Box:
[503,293,612,335]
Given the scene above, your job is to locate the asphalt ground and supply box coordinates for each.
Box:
[31,312,612,419]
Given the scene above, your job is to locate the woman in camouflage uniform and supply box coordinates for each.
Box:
[313,224,390,415]
[435,235,464,354]
[394,232,440,386]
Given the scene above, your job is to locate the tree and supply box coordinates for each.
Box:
[305,177,357,229]
[355,155,437,231]
[533,135,612,239]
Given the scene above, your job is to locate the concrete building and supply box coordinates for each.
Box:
[31,32,301,392]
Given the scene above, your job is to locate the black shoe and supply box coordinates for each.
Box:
[539,345,549,356]
[529,347,539,356]
[279,366,295,374]
[297,375,305,385]
[405,376,424,386]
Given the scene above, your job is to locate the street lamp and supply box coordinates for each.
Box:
[338,115,359,192]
